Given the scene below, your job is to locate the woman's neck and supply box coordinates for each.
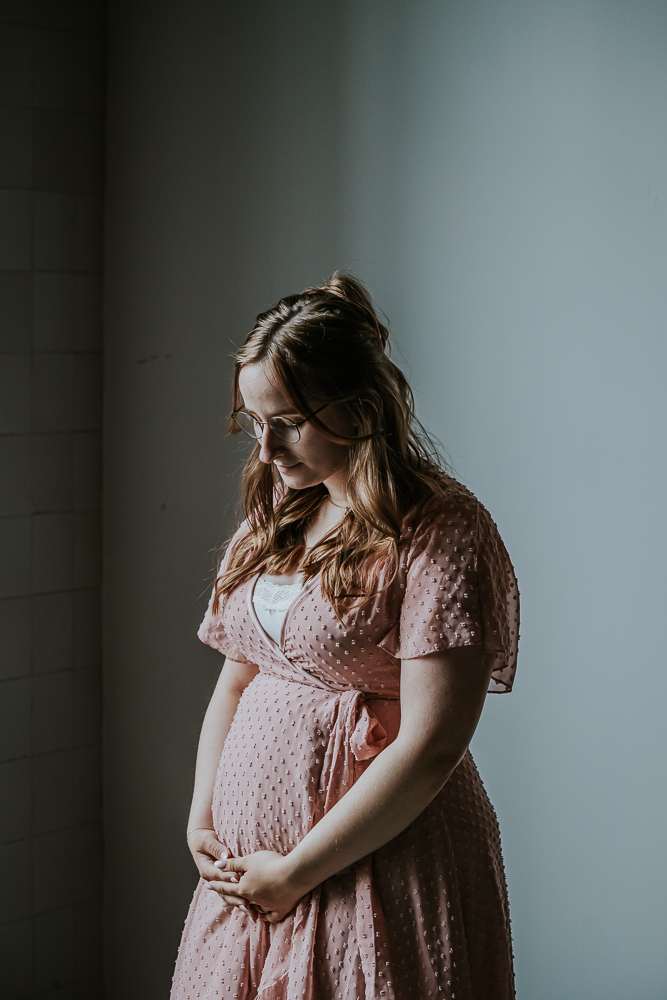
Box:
[262,497,346,587]
[305,496,347,547]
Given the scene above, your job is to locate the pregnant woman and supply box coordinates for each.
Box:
[170,273,519,1000]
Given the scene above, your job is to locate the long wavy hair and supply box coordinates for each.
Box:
[214,272,450,618]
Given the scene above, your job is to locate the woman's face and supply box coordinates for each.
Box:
[237,363,352,498]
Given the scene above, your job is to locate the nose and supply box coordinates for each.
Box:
[258,424,286,465]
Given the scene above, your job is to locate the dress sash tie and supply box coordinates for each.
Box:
[257,688,395,999]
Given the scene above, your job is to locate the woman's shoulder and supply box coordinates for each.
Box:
[217,516,253,575]
[399,471,513,572]
[400,472,481,541]
[392,471,519,690]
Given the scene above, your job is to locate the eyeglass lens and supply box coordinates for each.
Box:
[234,411,300,443]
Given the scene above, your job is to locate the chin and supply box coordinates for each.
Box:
[275,464,318,489]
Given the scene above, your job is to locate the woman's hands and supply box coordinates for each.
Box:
[187,827,228,881]
[205,850,309,924]
[187,829,252,913]
[188,832,305,921]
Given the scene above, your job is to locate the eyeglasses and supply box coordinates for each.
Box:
[231,403,329,444]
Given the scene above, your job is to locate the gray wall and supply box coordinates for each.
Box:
[0,2,106,997]
[105,2,667,998]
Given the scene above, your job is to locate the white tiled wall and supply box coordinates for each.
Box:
[0,2,105,997]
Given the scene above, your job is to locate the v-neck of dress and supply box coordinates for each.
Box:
[248,571,320,655]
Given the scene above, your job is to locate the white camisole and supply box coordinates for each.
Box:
[253,575,304,646]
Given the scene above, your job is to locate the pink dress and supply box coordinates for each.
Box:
[171,478,519,1000]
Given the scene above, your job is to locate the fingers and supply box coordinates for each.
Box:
[212,872,241,887]
[213,875,244,897]
[194,844,234,883]
[203,881,258,919]
[197,857,231,882]
[202,878,285,924]
[252,908,282,924]
[188,830,230,860]
[202,874,243,897]
[200,855,245,884]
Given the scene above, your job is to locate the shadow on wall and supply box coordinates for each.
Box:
[0,1,106,997]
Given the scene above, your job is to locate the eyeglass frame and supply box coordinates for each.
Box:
[231,402,331,443]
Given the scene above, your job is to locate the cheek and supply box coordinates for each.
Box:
[318,441,350,472]
[298,435,348,473]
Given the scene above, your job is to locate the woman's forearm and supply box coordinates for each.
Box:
[187,658,259,833]
[283,648,493,895]
[282,735,458,893]
[187,695,238,832]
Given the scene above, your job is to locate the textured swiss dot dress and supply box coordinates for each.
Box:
[171,476,519,1000]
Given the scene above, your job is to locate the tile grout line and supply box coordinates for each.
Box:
[28,17,36,993]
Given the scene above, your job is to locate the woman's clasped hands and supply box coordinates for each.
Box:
[189,829,307,923]
[208,849,309,923]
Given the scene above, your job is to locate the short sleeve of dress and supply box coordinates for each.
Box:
[380,491,519,692]
[197,523,256,665]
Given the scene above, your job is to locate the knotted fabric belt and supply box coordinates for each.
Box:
[256,688,396,1000]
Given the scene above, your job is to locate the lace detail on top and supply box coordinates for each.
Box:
[252,575,305,646]
[253,576,304,612]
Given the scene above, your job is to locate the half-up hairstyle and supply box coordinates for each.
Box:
[214,272,449,618]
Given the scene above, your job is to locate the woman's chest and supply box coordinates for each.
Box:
[222,573,403,696]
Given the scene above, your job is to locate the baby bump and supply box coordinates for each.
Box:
[211,673,338,858]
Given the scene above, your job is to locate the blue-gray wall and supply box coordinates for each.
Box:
[105,2,667,996]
